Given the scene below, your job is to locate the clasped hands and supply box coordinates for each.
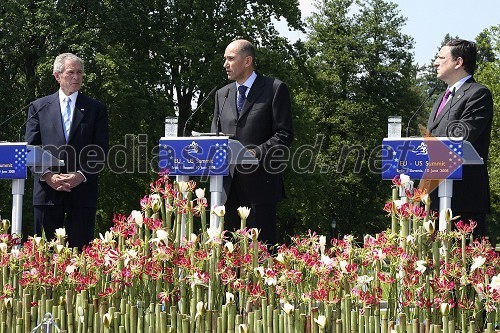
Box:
[42,172,84,192]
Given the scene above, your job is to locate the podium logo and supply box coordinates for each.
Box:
[184,141,200,154]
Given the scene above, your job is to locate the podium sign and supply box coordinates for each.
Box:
[382,137,464,180]
[0,143,27,179]
[159,137,229,176]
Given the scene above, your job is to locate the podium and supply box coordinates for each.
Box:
[0,143,64,236]
[159,136,258,229]
[381,137,483,231]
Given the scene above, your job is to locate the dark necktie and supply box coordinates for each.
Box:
[435,89,452,119]
[237,85,247,115]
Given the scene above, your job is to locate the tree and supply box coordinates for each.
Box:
[279,0,419,239]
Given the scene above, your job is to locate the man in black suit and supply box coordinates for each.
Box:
[25,53,109,250]
[426,39,493,237]
[211,39,293,244]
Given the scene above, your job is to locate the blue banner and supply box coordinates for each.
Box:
[0,143,27,179]
[381,138,463,180]
[159,137,229,176]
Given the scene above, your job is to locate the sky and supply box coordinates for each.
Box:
[277,0,499,66]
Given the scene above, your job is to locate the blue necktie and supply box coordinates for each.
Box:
[237,85,247,115]
[63,97,72,140]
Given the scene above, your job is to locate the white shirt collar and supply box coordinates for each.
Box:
[448,75,472,93]
[236,71,257,96]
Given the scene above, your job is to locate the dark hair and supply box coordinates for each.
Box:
[238,40,256,66]
[446,39,477,75]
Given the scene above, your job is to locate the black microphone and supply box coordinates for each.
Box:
[182,86,217,137]
[216,88,230,136]
[405,86,438,137]
[0,103,33,130]
[17,102,49,142]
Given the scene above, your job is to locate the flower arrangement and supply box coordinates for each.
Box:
[0,172,498,333]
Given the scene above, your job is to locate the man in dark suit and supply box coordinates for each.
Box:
[211,39,293,244]
[25,53,109,250]
[426,39,493,237]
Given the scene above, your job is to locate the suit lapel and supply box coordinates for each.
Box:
[238,74,264,119]
[69,94,87,142]
[227,85,238,120]
[44,93,67,143]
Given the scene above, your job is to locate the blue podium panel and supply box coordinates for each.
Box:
[159,137,229,176]
[382,138,464,180]
[0,143,27,179]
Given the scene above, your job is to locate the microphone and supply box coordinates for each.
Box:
[216,88,230,136]
[405,86,437,137]
[17,102,49,142]
[0,103,33,130]
[182,86,217,137]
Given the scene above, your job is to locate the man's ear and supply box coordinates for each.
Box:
[454,57,464,70]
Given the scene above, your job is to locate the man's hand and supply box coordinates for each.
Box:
[42,172,84,192]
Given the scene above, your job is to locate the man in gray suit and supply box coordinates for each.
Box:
[211,39,293,244]
[426,39,493,237]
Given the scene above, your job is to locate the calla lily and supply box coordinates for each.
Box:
[55,228,66,239]
[195,188,205,199]
[211,205,226,217]
[415,260,427,273]
[283,302,294,314]
[490,274,500,290]
[225,292,235,305]
[249,228,260,241]
[224,241,234,253]
[423,220,435,234]
[103,313,112,328]
[195,301,206,318]
[237,206,251,219]
[470,256,486,272]
[130,210,144,227]
[440,303,450,316]
[238,324,248,333]
[314,315,327,329]
[150,194,162,213]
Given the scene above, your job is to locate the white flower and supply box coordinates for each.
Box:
[99,231,115,244]
[264,276,277,286]
[237,206,251,219]
[65,264,77,274]
[283,302,294,314]
[423,220,435,234]
[130,210,144,227]
[254,267,265,278]
[178,181,189,193]
[3,298,12,309]
[444,208,453,224]
[393,200,403,209]
[103,313,112,328]
[415,260,427,273]
[206,227,222,245]
[421,193,430,206]
[225,292,235,305]
[356,275,374,292]
[319,235,327,254]
[339,260,349,274]
[249,228,260,241]
[320,254,334,267]
[150,194,162,213]
[275,253,285,264]
[0,243,7,254]
[195,301,206,318]
[400,174,411,185]
[150,229,169,244]
[490,274,500,290]
[224,241,234,253]
[314,315,327,329]
[440,303,450,316]
[55,244,65,254]
[470,256,486,272]
[195,188,205,199]
[211,205,226,217]
[55,228,66,238]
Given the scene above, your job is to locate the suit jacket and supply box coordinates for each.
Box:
[427,77,493,213]
[25,91,109,207]
[211,73,293,205]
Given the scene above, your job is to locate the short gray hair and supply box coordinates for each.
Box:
[53,53,84,73]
